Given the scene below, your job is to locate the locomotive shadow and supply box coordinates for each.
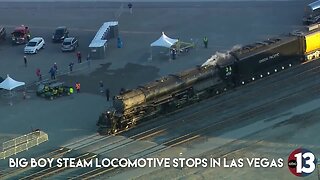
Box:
[59,62,160,97]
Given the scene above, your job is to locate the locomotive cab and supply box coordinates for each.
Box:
[214,54,237,86]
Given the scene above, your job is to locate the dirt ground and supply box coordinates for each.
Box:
[0,1,317,179]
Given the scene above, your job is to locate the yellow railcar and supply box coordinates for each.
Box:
[300,25,320,61]
[305,31,320,53]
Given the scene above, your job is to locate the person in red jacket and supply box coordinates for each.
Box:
[75,82,81,93]
[76,51,82,63]
[36,68,42,81]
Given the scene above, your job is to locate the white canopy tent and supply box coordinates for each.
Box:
[150,32,178,60]
[151,32,178,48]
[0,74,25,90]
[0,75,26,105]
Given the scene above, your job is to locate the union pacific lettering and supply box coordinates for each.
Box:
[258,53,280,63]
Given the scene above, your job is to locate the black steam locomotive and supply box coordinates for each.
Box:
[97,26,320,134]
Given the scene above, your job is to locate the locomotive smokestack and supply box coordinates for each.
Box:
[201,45,242,67]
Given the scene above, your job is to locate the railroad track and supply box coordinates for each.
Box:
[20,153,97,180]
[63,134,112,151]
[7,135,135,180]
[67,81,302,179]
[35,73,307,180]
[171,116,320,177]
[126,60,320,142]
[0,147,71,180]
[108,85,320,178]
[120,62,309,138]
[151,80,320,148]
[0,134,107,180]
[92,60,318,142]
[3,60,320,179]
[72,99,309,180]
[68,64,320,179]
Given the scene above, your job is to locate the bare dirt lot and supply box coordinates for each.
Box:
[0,1,318,180]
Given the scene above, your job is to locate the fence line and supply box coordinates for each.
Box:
[2,131,41,151]
[0,131,49,160]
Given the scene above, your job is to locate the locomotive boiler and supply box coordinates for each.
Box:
[97,25,320,135]
[98,65,227,134]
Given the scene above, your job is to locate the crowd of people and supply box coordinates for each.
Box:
[23,2,210,103]
[25,51,114,101]
[28,51,90,82]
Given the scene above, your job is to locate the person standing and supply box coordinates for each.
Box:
[120,88,125,95]
[77,51,82,63]
[69,62,74,72]
[105,88,110,101]
[75,82,81,93]
[99,81,104,93]
[23,91,27,100]
[53,63,58,71]
[69,87,74,95]
[128,2,133,14]
[172,49,177,60]
[24,56,27,67]
[36,68,42,81]
[49,67,56,80]
[53,63,58,76]
[203,36,208,48]
[117,37,123,48]
[86,54,91,68]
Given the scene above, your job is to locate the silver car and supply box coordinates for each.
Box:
[61,37,78,52]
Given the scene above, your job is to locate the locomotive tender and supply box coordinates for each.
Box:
[97,25,320,134]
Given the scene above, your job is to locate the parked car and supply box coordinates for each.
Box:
[24,37,45,54]
[52,26,69,43]
[0,27,6,41]
[11,25,30,45]
[61,37,78,52]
